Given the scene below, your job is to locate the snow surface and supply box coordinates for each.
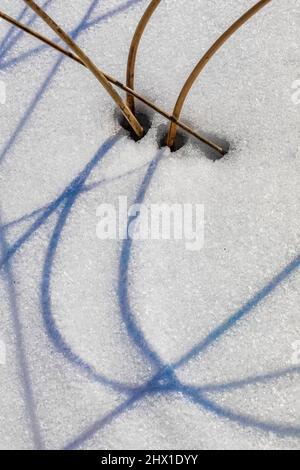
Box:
[0,0,300,450]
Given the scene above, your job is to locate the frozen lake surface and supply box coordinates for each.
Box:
[0,0,300,450]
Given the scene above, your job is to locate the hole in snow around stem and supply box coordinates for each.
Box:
[157,124,188,153]
[117,110,152,142]
[157,124,230,159]
[117,109,231,160]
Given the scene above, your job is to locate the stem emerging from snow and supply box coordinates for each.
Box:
[167,0,273,149]
[23,0,144,139]
[0,6,225,156]
[126,0,161,114]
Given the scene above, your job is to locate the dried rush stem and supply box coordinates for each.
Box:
[0,9,225,155]
[23,0,144,139]
[167,0,273,149]
[126,0,161,114]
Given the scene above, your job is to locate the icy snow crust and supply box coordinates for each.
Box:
[0,0,300,450]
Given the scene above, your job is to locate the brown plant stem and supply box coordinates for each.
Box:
[167,0,272,149]
[0,9,225,155]
[23,0,144,138]
[126,0,161,114]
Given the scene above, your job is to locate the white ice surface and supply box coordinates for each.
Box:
[0,0,300,450]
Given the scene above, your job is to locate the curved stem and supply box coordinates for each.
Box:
[167,0,272,149]
[126,0,161,114]
[23,0,144,139]
[0,9,224,155]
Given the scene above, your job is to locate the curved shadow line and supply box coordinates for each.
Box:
[1,0,144,269]
[0,186,69,270]
[0,6,28,55]
[3,205,51,232]
[0,0,53,60]
[85,0,145,30]
[0,44,51,70]
[0,137,149,268]
[174,252,300,370]
[0,0,104,450]
[65,360,300,449]
[0,0,101,167]
[24,0,144,139]
[183,366,300,394]
[0,210,43,449]
[40,135,138,393]
[0,0,156,448]
[64,391,145,450]
[118,149,166,369]
[182,386,300,437]
[67,149,300,447]
[1,150,167,394]
[0,148,152,270]
[63,366,176,450]
[3,0,298,448]
[0,0,145,71]
[0,55,64,167]
[3,159,150,232]
[0,0,106,270]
